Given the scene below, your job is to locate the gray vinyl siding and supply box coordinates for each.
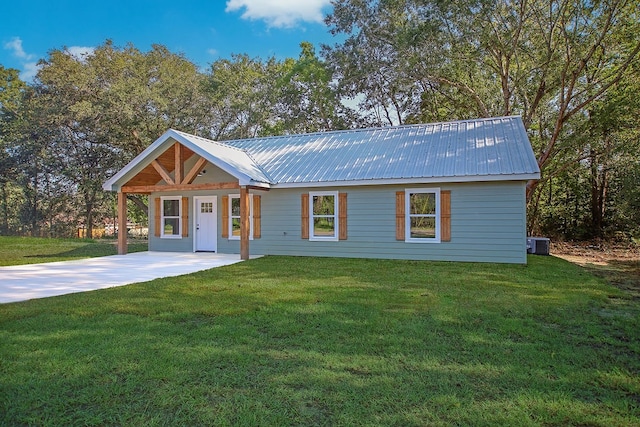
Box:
[149,181,527,264]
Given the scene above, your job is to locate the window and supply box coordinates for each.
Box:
[406,188,440,243]
[310,191,338,241]
[228,194,253,240]
[200,202,213,213]
[161,196,181,238]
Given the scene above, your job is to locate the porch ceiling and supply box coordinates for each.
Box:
[124,144,195,187]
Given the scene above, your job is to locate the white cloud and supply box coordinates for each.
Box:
[207,48,218,57]
[3,36,39,81]
[225,0,331,28]
[64,46,96,61]
[20,61,41,82]
[4,36,34,60]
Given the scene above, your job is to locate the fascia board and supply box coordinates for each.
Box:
[270,173,541,189]
[102,129,270,192]
[102,129,178,191]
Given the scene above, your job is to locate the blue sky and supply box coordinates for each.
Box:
[1,0,338,81]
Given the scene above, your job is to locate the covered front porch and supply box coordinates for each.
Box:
[103,130,272,260]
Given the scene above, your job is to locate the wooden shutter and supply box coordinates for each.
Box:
[301,193,309,239]
[154,197,161,237]
[339,193,348,240]
[395,191,405,240]
[253,195,261,239]
[181,196,189,237]
[221,196,229,238]
[440,190,451,242]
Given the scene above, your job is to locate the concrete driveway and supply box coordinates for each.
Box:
[0,252,252,304]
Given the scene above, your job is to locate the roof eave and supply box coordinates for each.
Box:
[102,129,272,192]
[270,173,541,189]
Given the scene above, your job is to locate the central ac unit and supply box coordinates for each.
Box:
[527,237,550,255]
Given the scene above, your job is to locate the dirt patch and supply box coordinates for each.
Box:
[552,240,640,299]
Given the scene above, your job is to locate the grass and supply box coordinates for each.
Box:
[0,236,148,266]
[0,254,639,426]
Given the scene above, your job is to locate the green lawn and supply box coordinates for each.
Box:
[0,255,638,426]
[0,236,148,266]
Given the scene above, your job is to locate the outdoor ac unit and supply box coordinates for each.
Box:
[527,237,550,255]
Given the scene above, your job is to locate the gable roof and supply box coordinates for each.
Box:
[103,116,540,191]
[103,129,272,191]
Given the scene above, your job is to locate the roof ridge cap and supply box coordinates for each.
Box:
[220,116,524,143]
[172,129,251,154]
[170,129,274,183]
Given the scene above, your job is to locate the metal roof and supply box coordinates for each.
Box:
[222,116,539,185]
[104,116,540,191]
[171,130,272,184]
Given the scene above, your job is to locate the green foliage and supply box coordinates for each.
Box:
[0,256,638,425]
[2,6,639,241]
[326,0,640,239]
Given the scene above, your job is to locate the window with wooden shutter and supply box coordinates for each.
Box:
[221,195,229,238]
[301,194,309,239]
[253,195,261,239]
[396,191,405,240]
[309,191,339,241]
[440,190,451,242]
[159,196,182,238]
[339,193,347,240]
[398,188,447,243]
[227,194,256,240]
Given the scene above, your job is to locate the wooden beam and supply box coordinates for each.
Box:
[240,186,250,261]
[183,157,208,184]
[247,185,270,192]
[151,160,175,185]
[117,192,128,255]
[174,142,183,185]
[121,181,240,194]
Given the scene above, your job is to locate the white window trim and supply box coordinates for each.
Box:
[405,188,441,243]
[228,194,253,241]
[160,196,182,239]
[309,191,339,242]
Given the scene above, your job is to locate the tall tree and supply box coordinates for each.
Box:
[275,42,356,133]
[326,0,640,232]
[27,41,214,236]
[0,66,27,234]
[204,54,277,140]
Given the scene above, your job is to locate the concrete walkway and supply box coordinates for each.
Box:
[0,252,252,304]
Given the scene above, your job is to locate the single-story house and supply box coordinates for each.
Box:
[103,116,540,263]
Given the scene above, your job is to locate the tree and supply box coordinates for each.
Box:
[326,0,640,231]
[203,54,278,140]
[0,66,27,234]
[17,41,215,237]
[275,42,356,133]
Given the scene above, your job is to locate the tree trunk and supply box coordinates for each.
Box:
[0,182,8,235]
[127,194,149,216]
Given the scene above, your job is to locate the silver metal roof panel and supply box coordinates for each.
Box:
[221,116,539,185]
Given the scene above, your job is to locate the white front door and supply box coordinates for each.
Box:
[195,197,217,252]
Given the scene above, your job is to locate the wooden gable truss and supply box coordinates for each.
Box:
[117,141,258,260]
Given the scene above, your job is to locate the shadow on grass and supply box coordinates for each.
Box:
[25,242,148,260]
[581,259,640,300]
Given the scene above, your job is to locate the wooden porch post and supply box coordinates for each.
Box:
[117,191,128,255]
[240,186,250,260]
